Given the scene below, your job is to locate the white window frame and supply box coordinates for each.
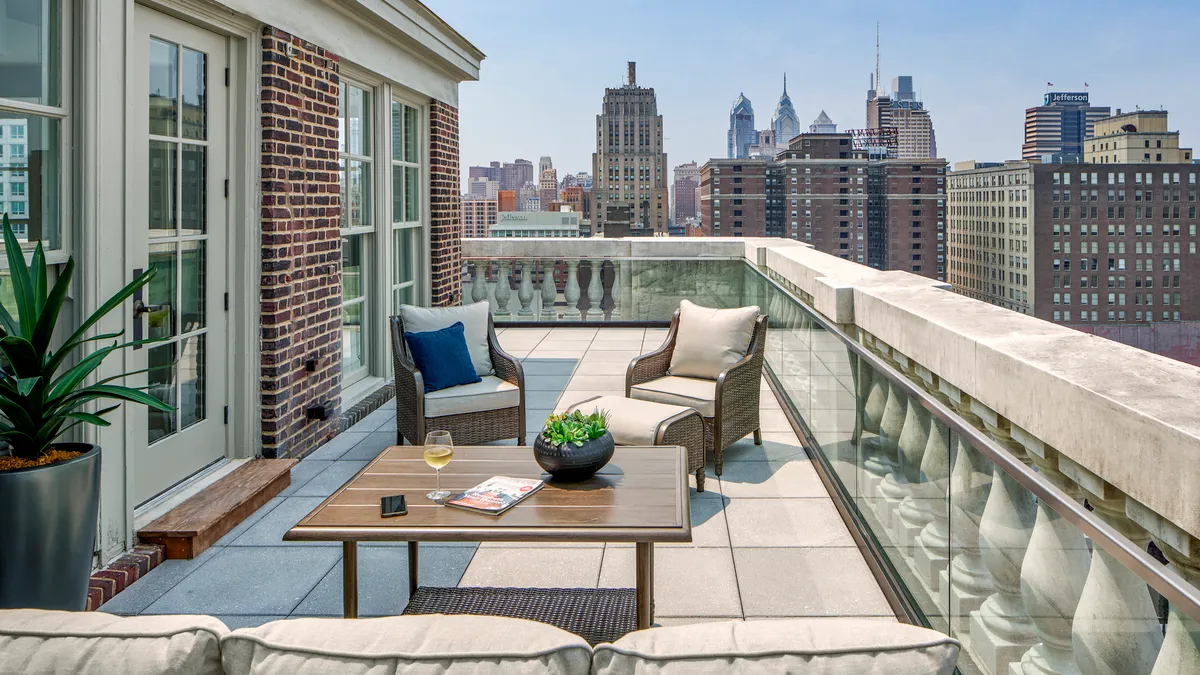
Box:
[338,77,378,388]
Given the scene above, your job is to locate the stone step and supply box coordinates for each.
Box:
[137,459,297,559]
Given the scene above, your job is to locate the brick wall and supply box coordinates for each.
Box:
[259,26,342,458]
[430,100,462,307]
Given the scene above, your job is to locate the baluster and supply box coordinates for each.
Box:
[470,261,488,304]
[1152,541,1200,675]
[1015,437,1090,675]
[912,412,951,593]
[969,416,1039,675]
[1071,482,1163,675]
[517,259,534,316]
[564,260,582,320]
[586,260,604,322]
[859,365,895,500]
[540,260,557,319]
[939,384,995,638]
[894,400,932,554]
[873,378,909,525]
[608,260,621,320]
[493,260,512,316]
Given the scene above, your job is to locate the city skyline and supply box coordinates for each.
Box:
[427,0,1200,187]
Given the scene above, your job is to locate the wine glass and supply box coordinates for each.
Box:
[424,430,454,503]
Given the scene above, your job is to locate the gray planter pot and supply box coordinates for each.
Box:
[0,444,100,610]
[533,431,615,481]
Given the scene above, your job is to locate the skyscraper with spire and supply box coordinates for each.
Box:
[727,93,755,159]
[866,24,938,159]
[771,74,800,147]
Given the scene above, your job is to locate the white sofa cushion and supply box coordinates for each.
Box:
[425,376,520,417]
[568,395,695,446]
[592,618,960,675]
[221,614,591,675]
[400,302,494,377]
[630,376,716,417]
[668,300,759,380]
[0,609,227,675]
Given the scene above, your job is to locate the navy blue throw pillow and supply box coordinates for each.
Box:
[403,321,483,393]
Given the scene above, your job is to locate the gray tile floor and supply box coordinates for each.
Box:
[101,328,892,627]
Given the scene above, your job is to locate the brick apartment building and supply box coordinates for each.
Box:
[11,0,481,562]
[700,133,947,280]
[462,196,498,237]
[948,160,1199,328]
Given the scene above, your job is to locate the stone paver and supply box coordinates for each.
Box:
[102,328,891,630]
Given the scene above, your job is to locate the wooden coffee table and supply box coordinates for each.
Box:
[284,445,691,639]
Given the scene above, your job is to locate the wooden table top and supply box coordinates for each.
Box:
[284,446,692,544]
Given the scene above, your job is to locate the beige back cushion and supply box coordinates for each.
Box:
[0,609,227,675]
[592,618,959,675]
[668,300,759,380]
[399,302,494,376]
[221,614,592,675]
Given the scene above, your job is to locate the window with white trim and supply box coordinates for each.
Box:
[339,82,373,384]
[391,99,421,311]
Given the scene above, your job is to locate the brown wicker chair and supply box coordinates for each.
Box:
[390,313,526,446]
[625,309,768,476]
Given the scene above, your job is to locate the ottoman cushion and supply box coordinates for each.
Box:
[568,395,697,447]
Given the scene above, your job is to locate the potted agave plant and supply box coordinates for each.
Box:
[0,214,173,610]
[532,408,614,481]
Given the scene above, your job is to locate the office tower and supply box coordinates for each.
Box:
[574,172,592,190]
[1084,110,1193,164]
[672,161,700,225]
[497,189,516,212]
[539,167,559,209]
[700,132,948,281]
[501,159,534,192]
[560,173,578,190]
[864,30,936,159]
[461,196,498,238]
[727,93,755,159]
[771,74,800,147]
[469,162,501,182]
[1023,92,1111,161]
[516,181,539,211]
[810,111,837,133]
[539,156,553,175]
[468,177,499,199]
[592,61,669,235]
[948,156,1199,328]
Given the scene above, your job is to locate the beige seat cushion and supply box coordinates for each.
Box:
[0,609,227,675]
[568,395,696,446]
[400,302,494,376]
[630,376,716,417]
[425,376,519,417]
[592,618,960,674]
[221,614,591,675]
[668,300,759,380]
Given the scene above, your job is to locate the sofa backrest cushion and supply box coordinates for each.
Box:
[400,302,494,377]
[591,618,960,675]
[221,614,592,675]
[668,300,759,380]
[0,609,227,675]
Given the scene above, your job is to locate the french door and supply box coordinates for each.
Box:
[130,7,228,505]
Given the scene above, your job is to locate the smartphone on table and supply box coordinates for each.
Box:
[381,494,407,517]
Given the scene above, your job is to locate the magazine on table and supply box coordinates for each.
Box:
[444,476,544,514]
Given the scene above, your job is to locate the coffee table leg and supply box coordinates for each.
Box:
[636,542,654,629]
[343,541,358,619]
[408,541,419,597]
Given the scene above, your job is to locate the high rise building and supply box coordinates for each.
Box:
[810,111,837,133]
[468,162,501,182]
[461,196,497,238]
[866,74,936,159]
[771,74,800,147]
[727,93,755,159]
[468,177,498,199]
[574,172,593,190]
[1084,110,1193,164]
[592,61,669,236]
[672,161,700,225]
[497,189,516,212]
[539,167,559,210]
[748,129,779,158]
[501,159,534,192]
[700,132,948,281]
[516,181,539,211]
[560,173,578,190]
[539,156,553,175]
[948,158,1199,328]
[1022,92,1111,161]
[561,186,584,214]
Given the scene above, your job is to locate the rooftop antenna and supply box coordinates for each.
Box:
[783,72,787,96]
[875,22,882,98]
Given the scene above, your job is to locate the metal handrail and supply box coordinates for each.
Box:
[750,264,1200,622]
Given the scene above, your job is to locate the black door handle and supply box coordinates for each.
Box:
[134,300,165,316]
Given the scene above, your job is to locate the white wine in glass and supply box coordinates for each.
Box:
[424,430,454,502]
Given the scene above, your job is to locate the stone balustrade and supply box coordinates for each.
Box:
[461,236,1200,675]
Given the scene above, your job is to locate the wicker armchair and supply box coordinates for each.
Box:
[625,309,768,475]
[390,312,525,446]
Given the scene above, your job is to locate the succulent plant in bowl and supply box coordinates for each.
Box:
[533,408,614,480]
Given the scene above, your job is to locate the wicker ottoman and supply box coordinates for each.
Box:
[567,395,707,492]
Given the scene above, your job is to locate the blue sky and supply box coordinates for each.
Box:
[426,0,1199,187]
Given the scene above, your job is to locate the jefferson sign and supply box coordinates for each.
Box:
[1045,92,1089,105]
